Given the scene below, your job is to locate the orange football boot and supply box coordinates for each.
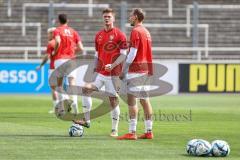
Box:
[138,132,154,139]
[117,133,137,140]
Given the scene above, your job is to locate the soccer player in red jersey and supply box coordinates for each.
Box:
[36,27,57,113]
[53,14,92,123]
[79,8,127,137]
[117,8,154,140]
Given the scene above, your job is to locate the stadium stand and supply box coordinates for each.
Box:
[0,0,240,60]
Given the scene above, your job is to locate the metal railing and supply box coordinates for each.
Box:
[125,23,209,60]
[22,2,109,36]
[186,5,240,37]
[0,22,41,56]
[1,46,240,61]
[0,47,95,60]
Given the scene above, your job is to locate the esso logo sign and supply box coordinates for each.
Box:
[0,70,38,84]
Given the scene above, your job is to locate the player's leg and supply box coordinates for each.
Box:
[49,85,58,113]
[137,76,154,139]
[82,96,92,125]
[108,96,120,137]
[56,77,65,101]
[68,76,78,114]
[73,74,103,128]
[104,76,121,137]
[54,59,69,102]
[117,93,138,140]
[118,73,147,140]
[138,98,154,139]
[48,69,58,113]
[128,94,138,134]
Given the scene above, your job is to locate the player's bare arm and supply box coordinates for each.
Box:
[76,41,84,53]
[119,47,138,79]
[36,54,50,71]
[105,49,127,72]
[53,35,60,56]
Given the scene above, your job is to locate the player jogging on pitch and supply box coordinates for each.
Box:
[36,27,57,114]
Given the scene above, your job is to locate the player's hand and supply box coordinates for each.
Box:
[105,64,112,72]
[36,66,41,71]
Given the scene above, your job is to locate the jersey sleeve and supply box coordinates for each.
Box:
[75,31,81,43]
[53,29,60,39]
[130,30,140,49]
[118,31,128,50]
[46,43,53,56]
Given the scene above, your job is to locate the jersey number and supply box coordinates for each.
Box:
[64,29,72,36]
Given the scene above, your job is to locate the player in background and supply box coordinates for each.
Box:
[116,8,154,140]
[53,14,92,125]
[36,27,57,113]
[76,8,128,137]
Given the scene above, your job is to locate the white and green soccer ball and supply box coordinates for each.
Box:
[186,139,212,156]
[186,139,198,156]
[211,140,230,157]
[68,123,84,137]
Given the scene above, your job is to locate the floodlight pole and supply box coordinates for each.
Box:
[168,0,173,17]
[192,1,200,60]
[48,1,55,28]
[120,1,127,33]
[7,0,12,17]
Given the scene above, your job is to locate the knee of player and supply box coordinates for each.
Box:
[109,96,119,107]
[139,98,150,105]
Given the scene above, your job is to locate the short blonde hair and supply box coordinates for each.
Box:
[102,8,115,16]
[47,27,56,33]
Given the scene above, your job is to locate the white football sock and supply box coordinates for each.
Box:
[58,92,64,101]
[144,120,153,133]
[58,92,69,101]
[52,100,59,108]
[63,94,69,100]
[111,105,120,131]
[70,95,78,114]
[82,96,92,123]
[129,118,137,133]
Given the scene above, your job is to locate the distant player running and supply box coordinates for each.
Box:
[117,8,154,140]
[36,27,57,113]
[53,14,92,124]
[76,8,128,137]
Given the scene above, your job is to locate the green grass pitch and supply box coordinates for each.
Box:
[0,94,239,160]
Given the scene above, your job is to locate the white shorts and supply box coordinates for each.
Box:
[125,73,151,99]
[48,69,54,79]
[92,74,119,97]
[54,59,77,78]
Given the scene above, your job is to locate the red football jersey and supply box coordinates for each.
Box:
[95,27,127,76]
[46,39,55,69]
[129,25,153,75]
[53,25,81,60]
